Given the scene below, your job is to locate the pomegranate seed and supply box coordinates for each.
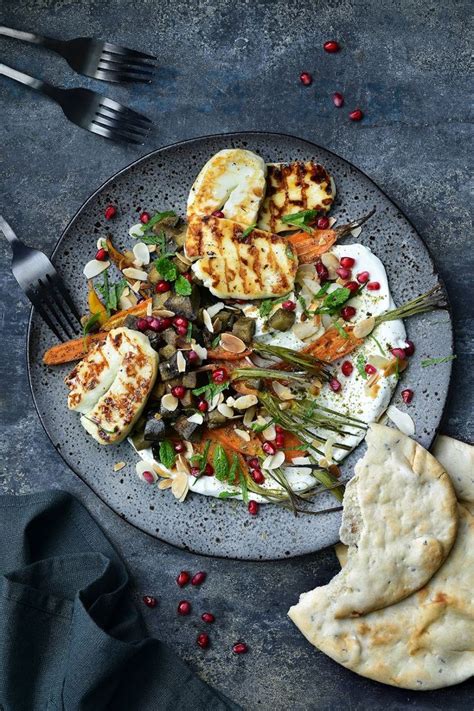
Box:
[174,441,185,453]
[367,281,381,291]
[282,300,296,311]
[140,211,150,224]
[176,325,187,336]
[197,633,210,649]
[365,363,377,375]
[211,210,224,218]
[171,386,186,400]
[248,501,259,516]
[341,360,353,377]
[250,468,265,484]
[192,571,207,586]
[317,216,330,229]
[142,470,156,484]
[404,340,415,357]
[136,317,148,332]
[262,441,276,456]
[248,457,260,468]
[204,463,214,476]
[391,348,406,360]
[187,350,199,364]
[336,266,352,280]
[357,271,370,284]
[345,281,359,294]
[275,425,284,434]
[173,316,189,328]
[197,399,209,412]
[202,612,215,623]
[275,433,285,448]
[148,318,162,332]
[349,108,364,122]
[161,317,173,330]
[341,305,356,321]
[333,92,344,108]
[316,261,329,282]
[177,600,191,616]
[402,388,414,404]
[95,248,108,261]
[104,205,116,220]
[177,571,191,587]
[190,467,200,477]
[155,280,171,294]
[329,377,341,392]
[299,71,313,86]
[183,272,193,283]
[324,40,340,53]
[233,642,248,654]
[340,256,355,269]
[143,595,157,608]
[212,368,228,384]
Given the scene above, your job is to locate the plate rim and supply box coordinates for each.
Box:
[26,130,454,560]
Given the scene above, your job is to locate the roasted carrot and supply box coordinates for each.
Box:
[201,424,263,458]
[301,325,363,362]
[284,432,307,461]
[102,298,152,330]
[87,282,108,326]
[43,332,106,365]
[206,346,252,361]
[287,229,337,263]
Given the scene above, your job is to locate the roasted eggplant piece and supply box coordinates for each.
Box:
[182,371,197,388]
[268,308,295,332]
[172,415,199,440]
[123,315,140,330]
[180,390,194,409]
[162,328,178,346]
[152,214,187,248]
[207,409,227,428]
[232,316,256,344]
[144,329,163,351]
[144,413,167,442]
[159,344,177,360]
[159,352,181,381]
[163,287,200,320]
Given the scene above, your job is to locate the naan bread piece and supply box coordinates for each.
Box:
[318,424,458,619]
[433,435,474,507]
[187,149,266,225]
[257,162,335,233]
[187,216,297,300]
[289,504,474,691]
[66,327,158,445]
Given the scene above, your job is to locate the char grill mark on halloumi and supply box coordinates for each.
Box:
[187,216,297,299]
[66,327,158,445]
[187,149,267,225]
[257,162,336,233]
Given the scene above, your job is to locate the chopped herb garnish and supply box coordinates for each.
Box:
[192,378,228,401]
[251,420,274,433]
[218,491,240,499]
[175,274,192,296]
[140,231,166,251]
[286,245,295,259]
[158,440,176,469]
[146,210,176,229]
[259,295,287,318]
[238,462,249,504]
[96,274,128,315]
[241,223,257,239]
[191,439,211,478]
[155,255,178,282]
[185,322,193,342]
[334,321,349,339]
[82,312,102,337]
[315,282,331,298]
[369,334,385,355]
[421,355,457,367]
[211,334,221,349]
[315,287,351,315]
[356,354,368,379]
[281,209,318,233]
[213,443,230,482]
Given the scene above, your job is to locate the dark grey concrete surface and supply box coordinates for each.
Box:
[0,0,472,708]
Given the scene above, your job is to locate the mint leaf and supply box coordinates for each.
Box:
[140,231,166,249]
[281,209,317,233]
[155,256,177,282]
[158,440,176,469]
[259,295,287,318]
[334,321,349,339]
[192,379,228,401]
[82,312,102,337]
[316,287,351,315]
[175,274,192,296]
[356,354,367,380]
[147,210,176,229]
[213,444,229,482]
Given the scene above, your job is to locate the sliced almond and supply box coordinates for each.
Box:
[220,332,246,354]
[83,259,110,279]
[177,351,187,373]
[130,280,142,294]
[146,300,153,317]
[272,381,295,401]
[113,461,126,472]
[187,412,204,425]
[321,252,339,279]
[153,309,175,317]
[148,244,157,253]
[192,343,207,361]
[386,405,415,436]
[217,403,234,418]
[122,267,149,281]
[119,295,134,310]
[367,354,390,369]
[133,242,151,266]
[351,226,362,238]
[263,450,285,470]
[96,237,107,250]
[129,223,144,239]
[233,394,258,410]
[207,302,225,318]
[202,309,214,333]
[162,393,179,411]
[176,251,193,267]
[209,392,224,412]
[293,321,320,341]
[329,216,337,227]
[235,428,251,442]
[263,424,276,441]
[243,405,256,428]
[302,278,323,295]
[353,316,376,339]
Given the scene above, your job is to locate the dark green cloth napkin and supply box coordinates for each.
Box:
[0,491,238,711]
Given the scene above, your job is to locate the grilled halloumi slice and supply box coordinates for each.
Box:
[66,327,158,445]
[257,162,336,233]
[187,216,297,299]
[187,149,267,225]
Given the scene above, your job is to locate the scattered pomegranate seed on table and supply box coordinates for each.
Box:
[324,40,340,53]
[104,204,116,220]
[282,300,296,311]
[404,340,415,357]
[248,501,259,516]
[211,210,224,218]
[95,248,108,261]
[177,571,191,587]
[201,612,215,624]
[233,642,248,654]
[299,71,313,86]
[192,571,207,586]
[143,595,157,608]
[329,378,342,392]
[316,216,329,229]
[349,108,364,122]
[142,471,156,484]
[155,280,171,293]
[365,363,377,375]
[391,348,406,360]
[367,281,380,291]
[341,305,356,321]
[333,92,344,108]
[262,441,276,456]
[357,271,370,284]
[177,600,191,615]
[197,399,209,412]
[140,211,150,224]
[171,386,186,400]
[341,360,354,377]
[212,368,228,384]
[402,388,414,404]
[197,633,210,649]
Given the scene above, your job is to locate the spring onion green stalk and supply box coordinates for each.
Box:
[231,368,307,383]
[375,285,446,326]
[252,343,332,381]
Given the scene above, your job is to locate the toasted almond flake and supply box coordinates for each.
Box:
[130,280,142,294]
[209,392,224,412]
[162,393,179,411]
[119,295,134,310]
[367,354,390,369]
[243,405,256,427]
[176,454,191,475]
[235,428,251,442]
[153,309,175,317]
[233,394,258,410]
[158,479,173,490]
[202,309,214,333]
[123,266,148,281]
[302,277,323,295]
[207,302,225,318]
[192,343,208,360]
[187,412,204,425]
[386,405,415,436]
[296,264,317,285]
[220,332,246,354]
[177,351,186,373]
[96,237,107,250]
[146,300,153,317]
[129,223,144,239]
[272,381,294,401]
[279,401,292,410]
[113,461,126,472]
[351,226,362,238]
[291,456,312,465]
[263,424,276,441]
[83,259,110,279]
[353,315,376,339]
[218,403,234,418]
[321,252,339,270]
[133,242,151,266]
[293,321,320,341]
[324,437,335,462]
[329,216,337,227]
[148,244,157,253]
[226,396,236,406]
[262,450,285,470]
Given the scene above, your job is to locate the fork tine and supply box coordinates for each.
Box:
[95,106,151,129]
[47,274,82,332]
[94,114,150,137]
[37,280,75,339]
[99,73,152,84]
[97,64,154,83]
[88,123,144,145]
[98,56,156,73]
[30,294,65,342]
[102,42,157,61]
[100,97,152,123]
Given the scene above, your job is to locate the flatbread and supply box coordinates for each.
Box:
[289,504,474,690]
[323,424,458,618]
[433,435,474,507]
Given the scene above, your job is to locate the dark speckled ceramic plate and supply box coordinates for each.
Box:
[27,132,453,560]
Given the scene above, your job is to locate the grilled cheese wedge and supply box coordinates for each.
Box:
[187,149,267,225]
[66,327,158,445]
[257,162,336,233]
[187,216,297,299]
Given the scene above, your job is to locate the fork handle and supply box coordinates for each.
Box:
[0,25,63,52]
[0,63,59,99]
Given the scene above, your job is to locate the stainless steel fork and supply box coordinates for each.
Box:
[0,25,156,83]
[1,216,82,342]
[0,63,151,144]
